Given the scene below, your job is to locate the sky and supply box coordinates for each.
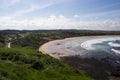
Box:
[0,0,120,30]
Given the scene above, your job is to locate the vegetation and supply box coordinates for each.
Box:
[0,30,119,49]
[0,30,120,80]
[0,48,92,80]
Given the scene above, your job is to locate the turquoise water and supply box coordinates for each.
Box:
[64,36,120,66]
[93,40,120,54]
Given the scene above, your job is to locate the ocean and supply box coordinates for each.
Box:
[64,36,120,66]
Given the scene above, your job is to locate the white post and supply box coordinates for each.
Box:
[7,42,11,48]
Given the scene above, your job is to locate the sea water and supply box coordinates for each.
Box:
[64,36,120,66]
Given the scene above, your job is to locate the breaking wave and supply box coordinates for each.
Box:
[108,42,120,47]
[81,37,120,51]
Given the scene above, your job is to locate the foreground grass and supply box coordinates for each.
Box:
[0,48,92,80]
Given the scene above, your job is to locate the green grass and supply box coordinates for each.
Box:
[0,48,93,80]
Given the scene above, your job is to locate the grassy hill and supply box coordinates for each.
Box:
[0,48,92,80]
[0,30,120,80]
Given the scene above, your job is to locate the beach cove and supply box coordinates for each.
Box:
[39,36,120,61]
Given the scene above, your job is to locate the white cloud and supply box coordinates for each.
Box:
[0,16,119,30]
[74,15,79,18]
[12,3,53,17]
[0,0,69,17]
[9,0,22,5]
[81,10,120,18]
[1,0,23,7]
[10,0,68,17]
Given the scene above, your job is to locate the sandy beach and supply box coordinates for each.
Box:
[39,36,90,58]
[39,35,120,80]
[39,35,120,59]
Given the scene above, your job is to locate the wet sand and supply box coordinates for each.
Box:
[39,36,93,58]
[39,35,120,80]
[39,35,120,59]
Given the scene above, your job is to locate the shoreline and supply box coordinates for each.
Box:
[39,35,120,80]
[39,35,120,59]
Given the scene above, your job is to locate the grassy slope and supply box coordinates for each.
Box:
[1,30,119,80]
[0,48,92,80]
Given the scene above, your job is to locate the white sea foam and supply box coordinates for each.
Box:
[81,37,120,50]
[111,48,120,54]
[108,42,120,47]
[64,40,80,48]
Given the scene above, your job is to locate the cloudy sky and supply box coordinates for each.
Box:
[0,0,120,30]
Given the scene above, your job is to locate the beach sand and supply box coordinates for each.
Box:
[39,35,120,59]
[39,35,120,80]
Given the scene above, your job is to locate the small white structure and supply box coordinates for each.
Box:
[7,42,11,48]
[6,37,12,48]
